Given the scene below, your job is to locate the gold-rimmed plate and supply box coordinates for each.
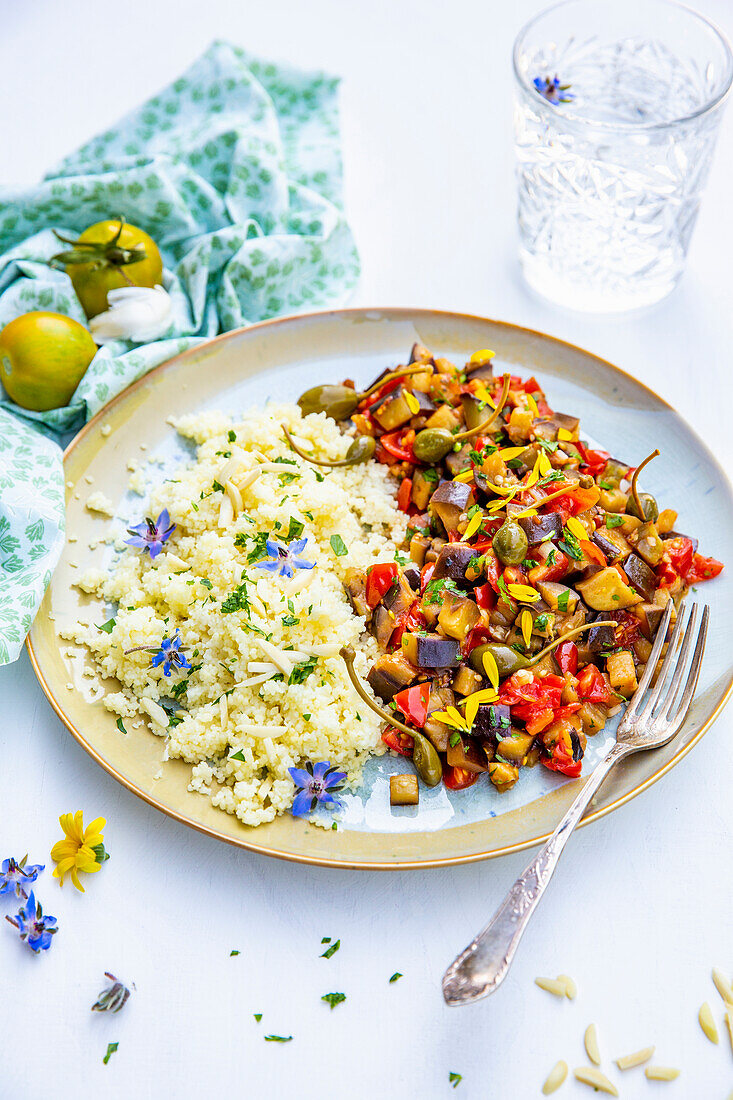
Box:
[27,308,733,868]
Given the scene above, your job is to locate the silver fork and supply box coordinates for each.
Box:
[442,600,709,1007]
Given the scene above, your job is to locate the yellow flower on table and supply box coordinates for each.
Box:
[51,811,107,892]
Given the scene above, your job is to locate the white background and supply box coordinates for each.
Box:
[1,1,732,1097]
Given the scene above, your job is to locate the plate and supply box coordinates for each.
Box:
[27,308,733,869]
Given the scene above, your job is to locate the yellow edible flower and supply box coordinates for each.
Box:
[404,390,420,415]
[566,516,587,543]
[463,511,483,540]
[470,348,495,363]
[521,609,533,647]
[508,582,541,603]
[51,811,107,892]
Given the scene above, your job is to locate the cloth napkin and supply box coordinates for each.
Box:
[0,40,359,664]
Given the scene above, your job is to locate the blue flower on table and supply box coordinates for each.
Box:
[255,537,315,580]
[150,629,191,677]
[5,891,58,953]
[0,855,44,900]
[533,74,574,105]
[125,509,175,560]
[288,761,347,818]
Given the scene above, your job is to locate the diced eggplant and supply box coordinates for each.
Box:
[536,580,581,613]
[409,342,433,365]
[452,664,483,696]
[460,393,488,431]
[533,412,580,442]
[662,530,699,553]
[381,571,415,617]
[631,521,665,567]
[472,703,512,742]
[446,736,488,773]
[518,513,563,546]
[488,760,519,791]
[576,568,641,611]
[636,602,665,641]
[369,605,395,649]
[429,481,475,533]
[464,355,495,381]
[366,652,417,701]
[623,553,657,601]
[587,617,615,654]
[425,404,461,432]
[424,686,454,751]
[403,564,421,590]
[390,774,419,806]
[425,535,447,564]
[401,632,461,668]
[344,569,369,619]
[595,525,632,561]
[409,389,435,416]
[591,530,623,563]
[445,444,473,476]
[496,731,535,763]
[578,702,607,735]
[606,650,638,696]
[409,533,431,567]
[432,542,477,584]
[372,387,413,431]
[411,468,435,511]
[438,593,481,640]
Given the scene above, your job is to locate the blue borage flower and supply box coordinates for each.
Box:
[125,628,191,677]
[0,855,44,900]
[92,972,132,1013]
[533,74,574,105]
[288,761,347,817]
[5,891,58,953]
[125,509,175,560]
[256,537,315,579]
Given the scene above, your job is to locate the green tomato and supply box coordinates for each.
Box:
[0,312,97,411]
[61,219,163,319]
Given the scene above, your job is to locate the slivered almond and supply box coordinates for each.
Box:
[225,479,243,516]
[645,1066,680,1081]
[219,694,229,728]
[713,967,733,1005]
[140,698,169,727]
[615,1046,654,1070]
[234,468,262,493]
[574,1067,618,1095]
[725,1009,733,1054]
[541,1061,568,1095]
[558,974,577,1000]
[698,1001,719,1044]
[584,1024,601,1065]
[218,493,234,528]
[535,977,567,998]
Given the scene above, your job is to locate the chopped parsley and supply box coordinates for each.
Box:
[264,1035,292,1043]
[389,972,403,983]
[230,750,246,762]
[230,949,240,956]
[200,577,213,589]
[302,713,311,721]
[547,548,558,565]
[449,731,462,747]
[321,992,346,1010]
[282,615,299,626]
[212,480,225,493]
[537,438,559,452]
[556,590,570,613]
[559,526,583,561]
[321,936,331,943]
[320,938,340,959]
[330,533,348,557]
[254,1013,262,1022]
[286,517,305,541]
[103,1043,119,1065]
[221,579,252,615]
[449,1072,462,1088]
[606,515,624,528]
[315,471,325,483]
[97,618,116,633]
[115,718,127,735]
[288,656,319,685]
[228,430,237,442]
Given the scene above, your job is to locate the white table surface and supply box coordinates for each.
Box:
[2,1,732,1097]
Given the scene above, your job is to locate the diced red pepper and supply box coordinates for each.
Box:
[365,562,398,609]
[515,705,554,736]
[484,553,501,593]
[531,548,570,583]
[545,485,600,517]
[393,682,430,728]
[382,727,414,756]
[576,664,615,706]
[574,441,611,478]
[358,376,401,411]
[686,552,724,585]
[542,743,582,778]
[420,561,435,592]
[463,624,492,656]
[397,477,412,512]
[474,582,495,610]
[665,536,694,578]
[380,429,415,463]
[555,641,578,675]
[579,539,607,568]
[443,765,478,790]
[499,672,565,709]
[390,603,427,650]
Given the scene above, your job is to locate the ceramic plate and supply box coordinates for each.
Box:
[27,309,733,868]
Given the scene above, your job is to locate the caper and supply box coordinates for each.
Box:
[626,491,658,523]
[469,642,529,679]
[282,424,376,467]
[411,731,443,787]
[413,427,454,464]
[298,384,360,421]
[492,520,529,566]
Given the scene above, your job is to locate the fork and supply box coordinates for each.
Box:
[442,600,709,1007]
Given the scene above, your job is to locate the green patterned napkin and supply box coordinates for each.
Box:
[0,40,359,663]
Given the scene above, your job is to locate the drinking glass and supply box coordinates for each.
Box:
[513,0,733,312]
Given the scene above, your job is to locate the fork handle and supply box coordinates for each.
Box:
[442,740,632,1006]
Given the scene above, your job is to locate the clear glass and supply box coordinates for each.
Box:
[513,0,733,312]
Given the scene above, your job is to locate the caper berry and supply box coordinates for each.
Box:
[492,520,529,566]
[412,731,443,787]
[469,642,529,679]
[297,384,361,420]
[626,491,658,523]
[344,436,376,464]
[412,427,454,464]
